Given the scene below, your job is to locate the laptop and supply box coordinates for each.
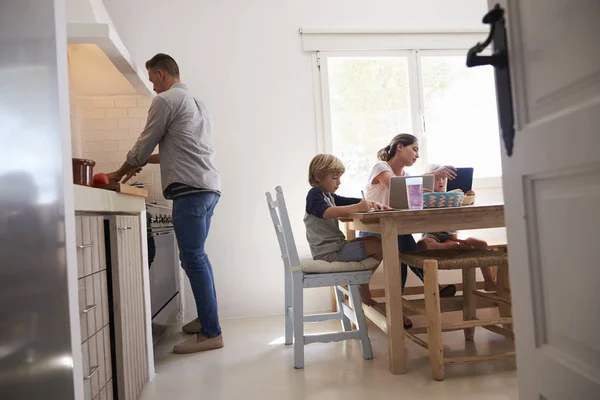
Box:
[389,175,435,210]
[446,167,474,193]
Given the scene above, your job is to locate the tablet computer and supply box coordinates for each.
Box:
[446,167,474,193]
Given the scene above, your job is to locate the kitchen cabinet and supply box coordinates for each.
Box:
[76,216,114,400]
[109,215,148,400]
[73,185,154,400]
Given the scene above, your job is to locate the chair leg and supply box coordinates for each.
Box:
[424,260,444,381]
[349,284,373,360]
[496,264,513,331]
[335,286,352,332]
[292,276,305,369]
[462,268,476,341]
[284,270,293,345]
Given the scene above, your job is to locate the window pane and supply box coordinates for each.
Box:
[420,56,502,178]
[327,57,412,196]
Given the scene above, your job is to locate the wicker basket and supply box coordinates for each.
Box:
[423,191,464,208]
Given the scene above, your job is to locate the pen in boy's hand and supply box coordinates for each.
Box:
[361,190,366,201]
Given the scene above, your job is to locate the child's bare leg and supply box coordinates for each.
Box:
[463,237,488,249]
[418,237,460,250]
[358,237,383,305]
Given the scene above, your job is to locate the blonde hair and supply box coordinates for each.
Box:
[377,133,418,161]
[308,154,345,187]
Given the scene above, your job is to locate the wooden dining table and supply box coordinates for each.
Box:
[340,204,506,375]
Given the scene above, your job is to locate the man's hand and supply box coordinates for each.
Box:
[122,168,142,184]
[107,171,125,183]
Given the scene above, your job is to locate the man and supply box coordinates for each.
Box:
[108,53,223,354]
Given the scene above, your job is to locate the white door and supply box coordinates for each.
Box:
[489,1,600,399]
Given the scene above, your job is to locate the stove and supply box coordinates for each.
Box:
[145,203,180,345]
[146,203,174,232]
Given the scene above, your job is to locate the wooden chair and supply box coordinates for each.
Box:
[398,248,515,380]
[266,186,377,369]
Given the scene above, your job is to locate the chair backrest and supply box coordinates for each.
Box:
[265,186,301,270]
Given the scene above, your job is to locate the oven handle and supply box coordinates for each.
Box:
[150,231,175,237]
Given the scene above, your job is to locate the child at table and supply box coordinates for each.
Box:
[417,164,497,291]
[304,154,391,305]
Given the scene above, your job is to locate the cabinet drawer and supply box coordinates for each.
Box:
[80,270,109,343]
[83,326,112,400]
[82,340,92,400]
[95,378,113,400]
[76,216,106,279]
[79,279,89,342]
[83,275,97,342]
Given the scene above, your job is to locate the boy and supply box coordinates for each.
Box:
[304,154,389,305]
[418,164,497,291]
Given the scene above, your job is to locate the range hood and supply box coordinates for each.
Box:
[66,0,153,96]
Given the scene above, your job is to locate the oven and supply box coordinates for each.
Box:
[146,204,180,345]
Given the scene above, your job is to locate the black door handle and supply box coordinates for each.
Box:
[467,4,515,157]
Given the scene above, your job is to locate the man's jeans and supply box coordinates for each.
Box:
[172,192,221,338]
[358,232,424,291]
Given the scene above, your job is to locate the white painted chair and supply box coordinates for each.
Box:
[266,186,376,368]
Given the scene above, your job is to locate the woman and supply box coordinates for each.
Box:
[360,134,457,328]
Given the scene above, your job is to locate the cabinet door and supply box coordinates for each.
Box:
[103,325,113,384]
[100,270,110,328]
[109,215,148,400]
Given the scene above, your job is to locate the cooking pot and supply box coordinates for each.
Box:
[72,158,96,186]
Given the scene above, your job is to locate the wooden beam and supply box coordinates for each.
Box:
[444,351,516,364]
[404,331,428,349]
[472,289,512,306]
[371,280,489,298]
[442,317,513,330]
[482,324,515,340]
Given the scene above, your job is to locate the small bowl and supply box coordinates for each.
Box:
[423,192,464,209]
[462,194,475,206]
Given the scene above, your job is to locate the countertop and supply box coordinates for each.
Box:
[73,185,145,214]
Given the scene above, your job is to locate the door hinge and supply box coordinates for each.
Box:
[316,51,321,69]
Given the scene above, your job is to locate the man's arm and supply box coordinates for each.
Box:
[147,153,160,164]
[108,98,169,182]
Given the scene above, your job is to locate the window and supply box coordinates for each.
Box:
[317,49,501,196]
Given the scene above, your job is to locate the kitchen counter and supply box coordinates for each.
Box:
[73,185,145,213]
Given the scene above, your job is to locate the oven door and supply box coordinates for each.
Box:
[148,230,179,318]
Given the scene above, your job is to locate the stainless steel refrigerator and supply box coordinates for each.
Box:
[0,0,77,398]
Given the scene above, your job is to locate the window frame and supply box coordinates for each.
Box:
[310,32,501,188]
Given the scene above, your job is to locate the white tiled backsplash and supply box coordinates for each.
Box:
[72,95,168,205]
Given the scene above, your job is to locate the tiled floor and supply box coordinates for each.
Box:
[141,313,518,400]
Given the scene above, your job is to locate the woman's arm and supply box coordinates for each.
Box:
[373,170,394,189]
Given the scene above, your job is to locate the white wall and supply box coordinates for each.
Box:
[101,0,491,319]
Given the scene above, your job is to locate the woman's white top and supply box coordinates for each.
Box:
[364,161,407,206]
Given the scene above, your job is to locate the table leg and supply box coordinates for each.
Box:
[381,219,406,374]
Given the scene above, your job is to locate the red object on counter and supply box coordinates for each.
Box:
[92,173,110,186]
